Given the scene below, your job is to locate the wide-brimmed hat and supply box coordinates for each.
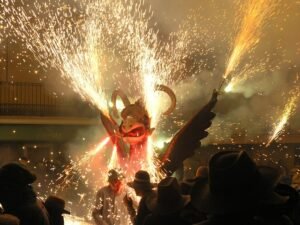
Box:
[150,177,190,214]
[45,196,70,215]
[180,166,209,194]
[0,214,20,225]
[0,162,36,186]
[191,151,288,214]
[128,170,156,191]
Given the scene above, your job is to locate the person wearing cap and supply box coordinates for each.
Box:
[143,177,191,225]
[0,162,50,225]
[123,170,156,225]
[92,169,130,225]
[44,196,70,225]
[190,150,290,225]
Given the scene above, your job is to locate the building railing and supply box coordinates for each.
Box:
[0,81,97,117]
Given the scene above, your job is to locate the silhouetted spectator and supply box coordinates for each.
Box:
[191,150,289,225]
[124,170,156,225]
[92,169,130,225]
[273,183,299,224]
[0,214,20,225]
[143,177,191,225]
[180,166,208,195]
[0,162,49,225]
[44,196,70,225]
[254,183,295,225]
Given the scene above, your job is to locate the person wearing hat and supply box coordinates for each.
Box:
[124,170,156,225]
[92,169,130,225]
[143,177,191,225]
[190,150,289,225]
[180,166,208,195]
[44,196,70,225]
[0,162,50,225]
[0,214,20,225]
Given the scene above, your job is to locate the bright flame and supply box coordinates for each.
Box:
[108,145,118,169]
[223,0,279,86]
[109,99,125,112]
[64,215,92,225]
[224,83,234,93]
[154,137,171,149]
[85,137,110,158]
[266,88,299,147]
[224,65,265,93]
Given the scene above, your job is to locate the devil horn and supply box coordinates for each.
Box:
[111,89,130,118]
[155,84,176,115]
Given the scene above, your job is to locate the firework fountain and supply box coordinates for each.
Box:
[266,85,300,147]
[220,0,280,91]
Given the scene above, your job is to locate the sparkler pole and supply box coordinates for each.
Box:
[218,78,226,92]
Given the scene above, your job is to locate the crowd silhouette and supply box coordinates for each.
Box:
[0,150,300,225]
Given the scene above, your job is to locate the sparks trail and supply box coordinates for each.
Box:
[266,87,299,147]
[55,137,110,192]
[219,0,279,92]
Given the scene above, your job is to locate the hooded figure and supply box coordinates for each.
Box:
[0,163,49,225]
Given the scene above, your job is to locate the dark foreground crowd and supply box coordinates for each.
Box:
[1,150,300,225]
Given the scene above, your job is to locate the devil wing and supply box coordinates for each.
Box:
[160,91,218,176]
[100,112,127,157]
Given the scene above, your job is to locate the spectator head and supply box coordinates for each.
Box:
[150,177,190,214]
[128,170,155,196]
[45,196,70,215]
[108,169,124,194]
[195,166,208,178]
[0,214,20,225]
[0,162,36,186]
[191,151,288,215]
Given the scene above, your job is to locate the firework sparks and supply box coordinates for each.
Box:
[108,145,118,169]
[266,87,299,147]
[222,0,279,90]
[224,64,264,93]
[1,0,114,116]
[146,136,163,182]
[56,137,110,191]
